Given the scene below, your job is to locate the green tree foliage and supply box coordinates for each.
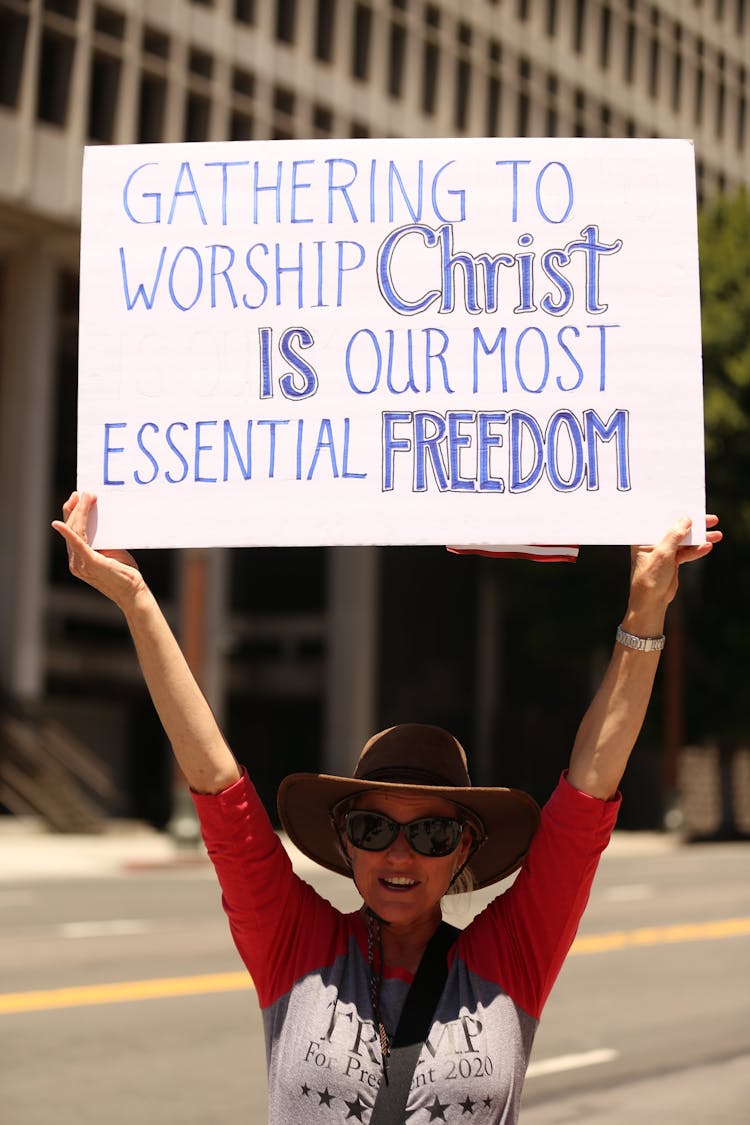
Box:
[690,189,750,742]
[700,188,750,532]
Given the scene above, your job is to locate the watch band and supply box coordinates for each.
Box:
[616,625,666,652]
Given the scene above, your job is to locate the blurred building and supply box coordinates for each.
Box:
[1,0,748,827]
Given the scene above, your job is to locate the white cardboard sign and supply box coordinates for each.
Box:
[78,137,705,548]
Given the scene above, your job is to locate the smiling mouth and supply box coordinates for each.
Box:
[379,876,418,890]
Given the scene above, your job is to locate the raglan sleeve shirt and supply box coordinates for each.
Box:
[192,771,620,1124]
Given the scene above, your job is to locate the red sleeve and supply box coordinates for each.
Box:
[458,772,620,1018]
[191,770,350,1009]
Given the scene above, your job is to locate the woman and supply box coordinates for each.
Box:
[53,493,720,1123]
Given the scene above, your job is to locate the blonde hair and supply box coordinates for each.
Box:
[447,862,476,896]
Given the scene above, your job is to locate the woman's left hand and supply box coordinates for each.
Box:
[625,515,722,635]
[568,515,722,800]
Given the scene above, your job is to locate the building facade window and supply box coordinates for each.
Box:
[517,57,531,135]
[573,0,586,54]
[625,11,636,83]
[185,48,214,141]
[352,3,372,80]
[671,22,683,112]
[599,4,612,68]
[315,0,336,62]
[234,0,254,26]
[276,0,296,43]
[387,4,407,97]
[454,22,472,131]
[138,27,169,144]
[737,67,746,151]
[37,0,77,126]
[272,83,296,138]
[88,52,121,141]
[44,0,77,18]
[229,66,255,140]
[0,2,30,108]
[486,40,502,136]
[312,103,333,135]
[545,72,558,135]
[649,9,661,99]
[695,37,705,125]
[574,86,586,135]
[716,52,726,137]
[421,5,440,115]
[94,4,124,38]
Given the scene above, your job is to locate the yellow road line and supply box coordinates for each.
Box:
[570,915,750,955]
[0,971,254,1015]
[1,916,748,1016]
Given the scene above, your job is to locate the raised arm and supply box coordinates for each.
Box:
[52,491,241,795]
[567,515,722,800]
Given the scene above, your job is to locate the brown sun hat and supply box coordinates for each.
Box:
[277,723,541,891]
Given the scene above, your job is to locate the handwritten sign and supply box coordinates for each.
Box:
[78,137,705,548]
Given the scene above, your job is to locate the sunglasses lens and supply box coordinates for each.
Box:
[344,811,463,856]
[407,818,463,857]
[345,811,398,851]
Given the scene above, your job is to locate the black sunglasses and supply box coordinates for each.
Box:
[342,809,464,857]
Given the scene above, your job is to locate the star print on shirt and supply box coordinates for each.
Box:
[317,1087,335,1107]
[427,1094,450,1121]
[344,1093,369,1120]
[300,1083,311,1097]
[483,1096,493,1109]
[460,1095,476,1115]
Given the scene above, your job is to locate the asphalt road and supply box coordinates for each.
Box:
[1,837,749,1124]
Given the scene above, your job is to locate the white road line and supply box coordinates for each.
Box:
[601,883,653,902]
[526,1047,619,1079]
[59,919,151,939]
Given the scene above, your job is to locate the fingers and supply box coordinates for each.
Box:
[51,518,84,548]
[53,492,142,607]
[662,516,692,553]
[61,491,79,520]
[67,489,96,527]
[54,491,97,575]
[51,516,91,578]
[631,517,692,564]
[675,515,722,552]
[656,514,721,554]
[676,541,714,566]
[704,514,722,546]
[672,514,722,566]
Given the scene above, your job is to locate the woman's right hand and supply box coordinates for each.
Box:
[52,491,144,611]
[53,491,240,793]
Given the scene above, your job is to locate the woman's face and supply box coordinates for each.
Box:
[343,790,473,931]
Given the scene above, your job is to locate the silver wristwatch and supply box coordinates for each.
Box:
[616,625,666,652]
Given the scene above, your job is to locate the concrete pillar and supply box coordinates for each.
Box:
[324,546,379,776]
[0,245,58,701]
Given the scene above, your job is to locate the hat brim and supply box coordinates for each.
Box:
[277,773,541,890]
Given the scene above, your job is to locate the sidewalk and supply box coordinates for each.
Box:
[0,817,204,880]
[0,815,681,882]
